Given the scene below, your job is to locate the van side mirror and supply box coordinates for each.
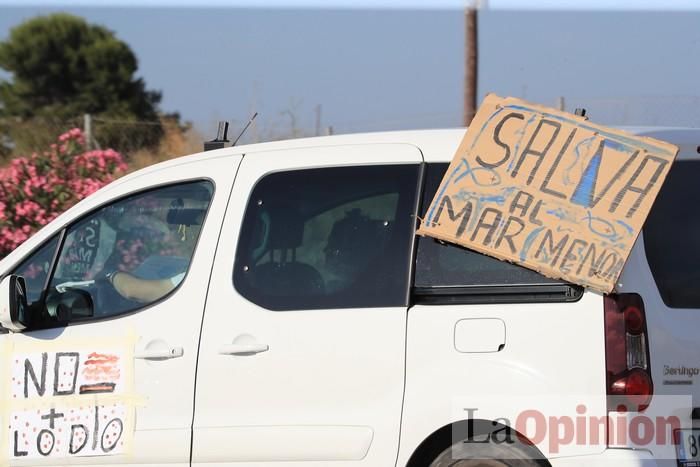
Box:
[0,275,29,332]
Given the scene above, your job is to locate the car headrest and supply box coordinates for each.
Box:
[325,208,386,260]
[266,202,304,250]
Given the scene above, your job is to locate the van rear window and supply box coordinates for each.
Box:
[644,160,700,308]
[414,164,581,304]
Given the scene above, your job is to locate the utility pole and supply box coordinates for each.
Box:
[314,104,322,136]
[83,113,92,150]
[464,3,479,127]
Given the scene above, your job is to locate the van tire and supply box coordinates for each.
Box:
[429,441,545,467]
[407,420,549,467]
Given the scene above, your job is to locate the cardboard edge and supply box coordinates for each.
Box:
[416,225,612,294]
[493,95,680,157]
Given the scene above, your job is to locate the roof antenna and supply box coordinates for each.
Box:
[204,121,230,152]
[232,112,258,147]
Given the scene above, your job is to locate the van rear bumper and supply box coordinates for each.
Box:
[549,448,660,467]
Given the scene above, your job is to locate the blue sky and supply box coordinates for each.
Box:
[1,0,700,9]
[1,4,700,141]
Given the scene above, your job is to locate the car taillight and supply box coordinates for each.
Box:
[604,293,653,412]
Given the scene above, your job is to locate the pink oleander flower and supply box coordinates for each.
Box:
[0,128,128,258]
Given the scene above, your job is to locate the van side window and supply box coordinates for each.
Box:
[19,180,213,327]
[414,163,578,303]
[644,160,700,308]
[234,165,420,311]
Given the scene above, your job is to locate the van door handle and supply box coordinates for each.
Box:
[134,346,184,360]
[218,343,269,355]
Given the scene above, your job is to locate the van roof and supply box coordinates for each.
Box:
[120,126,700,184]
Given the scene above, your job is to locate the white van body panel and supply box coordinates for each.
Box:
[0,127,698,466]
[611,128,700,462]
[192,143,422,466]
[396,291,607,466]
[0,155,240,467]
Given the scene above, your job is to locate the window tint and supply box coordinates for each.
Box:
[644,160,700,308]
[30,180,213,325]
[13,236,59,305]
[415,163,563,288]
[234,165,420,310]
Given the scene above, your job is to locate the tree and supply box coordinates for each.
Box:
[0,13,163,155]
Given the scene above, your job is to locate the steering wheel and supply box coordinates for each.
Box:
[51,274,136,319]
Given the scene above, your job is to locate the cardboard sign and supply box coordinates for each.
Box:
[417,94,679,293]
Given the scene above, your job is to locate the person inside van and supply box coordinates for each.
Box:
[50,185,211,315]
[100,196,204,304]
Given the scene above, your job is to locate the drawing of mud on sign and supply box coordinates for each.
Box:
[417,94,679,293]
[81,352,120,394]
[5,341,139,460]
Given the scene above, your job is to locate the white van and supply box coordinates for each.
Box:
[0,128,697,467]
